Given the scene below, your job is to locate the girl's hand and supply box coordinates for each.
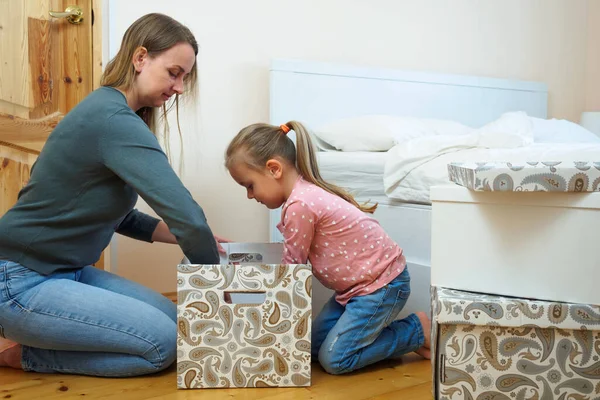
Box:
[214,234,231,255]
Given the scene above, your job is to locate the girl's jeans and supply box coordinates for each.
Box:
[0,260,176,377]
[312,267,425,374]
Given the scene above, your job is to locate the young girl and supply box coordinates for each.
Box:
[225,121,431,375]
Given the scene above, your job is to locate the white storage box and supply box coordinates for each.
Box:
[432,286,600,399]
[177,243,312,389]
[431,185,600,305]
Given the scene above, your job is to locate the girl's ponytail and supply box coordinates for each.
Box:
[287,121,377,214]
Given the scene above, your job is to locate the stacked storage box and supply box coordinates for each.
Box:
[430,161,600,399]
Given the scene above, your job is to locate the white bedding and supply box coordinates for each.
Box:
[314,112,600,205]
[317,151,394,205]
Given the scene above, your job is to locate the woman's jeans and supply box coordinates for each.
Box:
[0,260,176,377]
[312,267,425,375]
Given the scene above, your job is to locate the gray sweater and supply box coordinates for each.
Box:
[0,86,219,274]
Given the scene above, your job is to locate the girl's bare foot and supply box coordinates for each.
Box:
[415,311,431,359]
[0,341,23,369]
[415,346,431,359]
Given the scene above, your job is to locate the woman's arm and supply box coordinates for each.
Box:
[151,221,229,254]
[102,110,219,264]
[151,220,178,244]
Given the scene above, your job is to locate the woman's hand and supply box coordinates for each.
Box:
[214,234,231,255]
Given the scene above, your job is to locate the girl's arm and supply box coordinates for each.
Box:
[279,201,316,264]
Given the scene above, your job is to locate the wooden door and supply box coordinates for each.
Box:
[0,0,104,268]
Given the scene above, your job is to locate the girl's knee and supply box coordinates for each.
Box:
[317,340,350,375]
[318,352,348,375]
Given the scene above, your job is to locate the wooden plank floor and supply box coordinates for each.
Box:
[0,355,432,399]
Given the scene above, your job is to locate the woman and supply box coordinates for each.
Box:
[0,13,221,377]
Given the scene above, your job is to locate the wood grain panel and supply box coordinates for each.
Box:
[0,0,30,108]
[92,0,103,89]
[55,0,92,114]
[0,143,37,216]
[0,356,432,399]
[28,16,59,119]
[0,112,61,152]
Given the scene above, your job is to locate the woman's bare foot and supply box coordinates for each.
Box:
[415,311,431,359]
[0,342,23,369]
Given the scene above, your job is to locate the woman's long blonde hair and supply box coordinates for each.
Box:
[225,121,377,213]
[100,13,198,166]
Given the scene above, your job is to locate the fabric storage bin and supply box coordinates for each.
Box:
[431,286,600,399]
[177,243,312,389]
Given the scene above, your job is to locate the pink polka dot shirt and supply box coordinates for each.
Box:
[277,177,406,306]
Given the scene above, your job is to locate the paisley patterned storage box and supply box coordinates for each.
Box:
[448,161,600,192]
[432,286,600,400]
[176,243,312,389]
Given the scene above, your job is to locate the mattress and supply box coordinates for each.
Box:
[318,151,429,206]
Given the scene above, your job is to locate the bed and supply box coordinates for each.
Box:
[267,58,554,319]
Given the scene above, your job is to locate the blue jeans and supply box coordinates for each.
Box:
[312,267,424,375]
[0,260,176,377]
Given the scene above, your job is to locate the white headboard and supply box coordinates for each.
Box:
[269,59,548,129]
[268,59,548,243]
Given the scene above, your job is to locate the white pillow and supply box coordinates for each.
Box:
[530,117,600,143]
[386,116,472,143]
[313,115,472,152]
[313,115,398,152]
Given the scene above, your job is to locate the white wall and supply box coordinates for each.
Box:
[106,0,594,292]
[585,0,600,111]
